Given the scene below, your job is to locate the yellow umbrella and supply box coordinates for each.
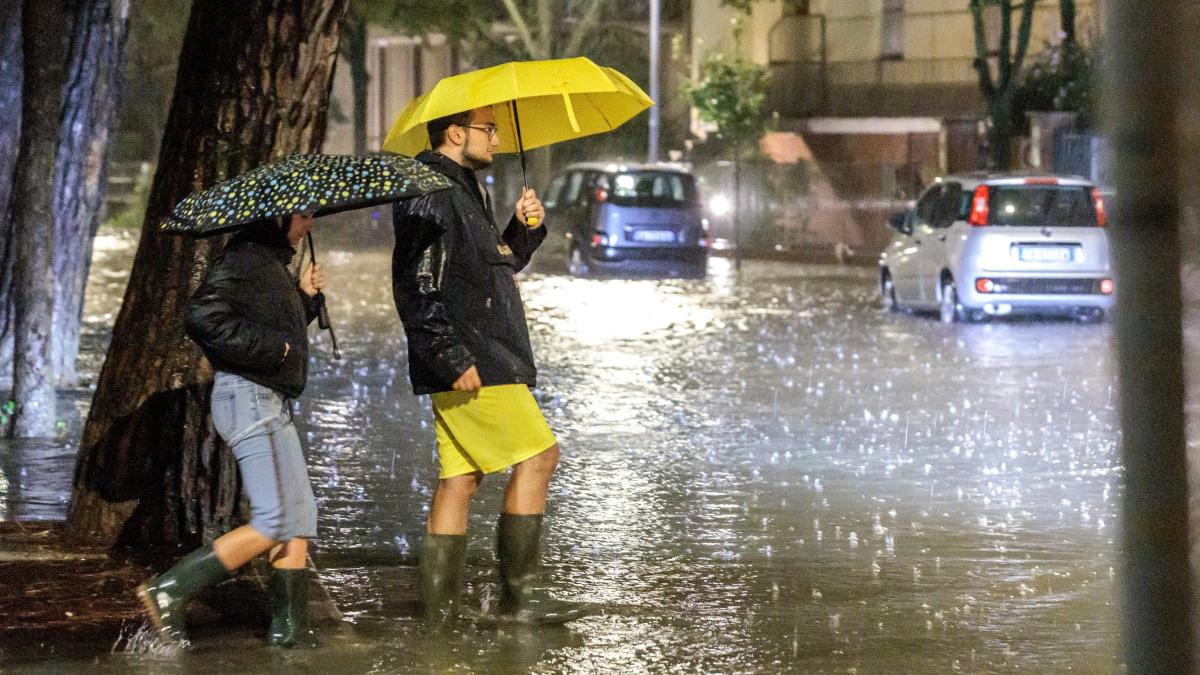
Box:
[382,57,654,223]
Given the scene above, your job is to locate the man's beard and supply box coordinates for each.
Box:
[462,139,493,170]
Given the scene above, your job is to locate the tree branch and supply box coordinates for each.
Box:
[564,0,605,57]
[499,0,543,59]
[1009,0,1038,84]
[998,0,1013,87]
[969,0,996,97]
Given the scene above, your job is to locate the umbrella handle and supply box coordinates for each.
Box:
[307,233,342,360]
[313,292,341,360]
[510,100,539,226]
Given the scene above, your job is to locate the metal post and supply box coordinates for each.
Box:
[648,0,660,163]
[1108,0,1194,671]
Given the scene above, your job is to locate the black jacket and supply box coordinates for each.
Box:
[392,150,546,395]
[185,230,318,399]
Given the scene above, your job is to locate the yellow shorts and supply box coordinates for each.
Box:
[431,384,558,478]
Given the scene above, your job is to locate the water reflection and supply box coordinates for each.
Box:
[2,231,1120,671]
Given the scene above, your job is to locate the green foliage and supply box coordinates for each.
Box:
[683,23,769,148]
[1013,40,1095,130]
[103,166,152,230]
[112,0,190,162]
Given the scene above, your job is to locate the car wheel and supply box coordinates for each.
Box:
[880,271,899,312]
[939,279,963,324]
[568,245,590,277]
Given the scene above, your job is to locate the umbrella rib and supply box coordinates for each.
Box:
[583,92,615,129]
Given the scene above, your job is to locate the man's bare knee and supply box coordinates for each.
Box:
[439,473,483,501]
[522,443,560,474]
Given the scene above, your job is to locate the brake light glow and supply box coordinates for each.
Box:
[591,231,606,247]
[1092,188,1107,227]
[976,278,995,293]
[1023,177,1061,185]
[968,186,990,226]
[1100,278,1114,294]
[593,187,608,202]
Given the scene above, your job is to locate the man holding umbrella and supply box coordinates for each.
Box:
[391,106,589,625]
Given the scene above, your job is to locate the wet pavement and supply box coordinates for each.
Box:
[0,228,1120,672]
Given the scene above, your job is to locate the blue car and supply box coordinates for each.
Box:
[544,163,709,278]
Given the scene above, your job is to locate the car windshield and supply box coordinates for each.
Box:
[984,185,1097,227]
[606,172,696,207]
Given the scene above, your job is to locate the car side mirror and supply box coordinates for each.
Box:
[888,211,913,236]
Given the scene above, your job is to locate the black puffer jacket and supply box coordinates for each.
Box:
[185,229,318,399]
[392,150,546,395]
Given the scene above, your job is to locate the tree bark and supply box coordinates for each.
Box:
[66,0,347,547]
[343,8,369,156]
[7,0,74,438]
[0,3,23,389]
[51,0,131,387]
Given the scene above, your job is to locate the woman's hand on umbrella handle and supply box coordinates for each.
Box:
[300,262,325,297]
[517,187,543,228]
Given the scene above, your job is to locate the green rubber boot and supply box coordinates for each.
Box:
[135,545,232,648]
[266,568,319,648]
[496,514,592,625]
[420,533,467,623]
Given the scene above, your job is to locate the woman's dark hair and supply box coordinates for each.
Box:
[426,110,474,149]
[233,216,291,247]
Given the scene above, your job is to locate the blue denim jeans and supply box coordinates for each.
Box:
[211,371,317,541]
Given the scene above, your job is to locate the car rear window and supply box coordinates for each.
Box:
[984,185,1097,227]
[604,172,696,207]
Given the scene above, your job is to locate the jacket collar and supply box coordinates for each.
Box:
[417,150,489,215]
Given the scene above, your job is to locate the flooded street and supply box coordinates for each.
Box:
[1,229,1120,672]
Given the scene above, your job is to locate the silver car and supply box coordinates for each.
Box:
[879,173,1114,322]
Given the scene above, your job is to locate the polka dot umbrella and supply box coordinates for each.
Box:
[161,154,452,360]
[160,153,452,236]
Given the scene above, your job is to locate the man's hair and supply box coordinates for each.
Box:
[427,110,474,149]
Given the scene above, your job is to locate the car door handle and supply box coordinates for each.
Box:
[913,239,921,245]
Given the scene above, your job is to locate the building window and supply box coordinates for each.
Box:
[881,0,904,60]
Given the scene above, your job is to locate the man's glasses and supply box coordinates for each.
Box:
[461,124,499,139]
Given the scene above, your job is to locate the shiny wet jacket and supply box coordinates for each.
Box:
[185,229,318,399]
[391,150,546,395]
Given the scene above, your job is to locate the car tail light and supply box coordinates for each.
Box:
[968,185,990,226]
[1092,188,1107,227]
[975,278,995,293]
[591,231,606,247]
[1100,278,1114,294]
[1023,177,1061,185]
[593,188,608,203]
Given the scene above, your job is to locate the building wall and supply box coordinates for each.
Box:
[691,0,1104,119]
[323,28,455,155]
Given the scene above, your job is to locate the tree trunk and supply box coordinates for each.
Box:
[987,89,1016,170]
[0,3,22,389]
[51,0,131,387]
[7,0,74,438]
[1060,0,1076,45]
[66,0,347,547]
[344,9,369,156]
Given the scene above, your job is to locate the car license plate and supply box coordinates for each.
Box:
[1017,245,1075,262]
[632,229,675,243]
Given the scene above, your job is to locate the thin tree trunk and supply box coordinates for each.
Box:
[344,9,369,156]
[7,0,74,438]
[51,0,131,387]
[66,0,347,547]
[1060,0,1076,45]
[0,3,23,389]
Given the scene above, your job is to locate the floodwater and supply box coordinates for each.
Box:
[1,228,1120,672]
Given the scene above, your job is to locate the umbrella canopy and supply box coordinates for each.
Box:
[381,57,654,157]
[160,153,453,237]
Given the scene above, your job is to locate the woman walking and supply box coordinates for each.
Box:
[137,212,326,649]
